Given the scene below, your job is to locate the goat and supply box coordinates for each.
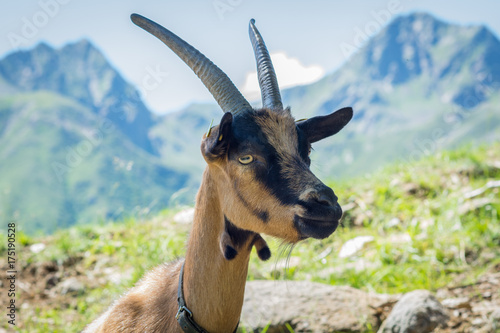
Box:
[84,14,353,333]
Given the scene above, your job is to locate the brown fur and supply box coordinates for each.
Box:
[85,262,181,332]
[254,109,299,163]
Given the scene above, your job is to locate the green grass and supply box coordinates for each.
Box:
[2,142,499,332]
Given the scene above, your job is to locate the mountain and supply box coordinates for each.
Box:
[154,13,500,183]
[1,12,499,234]
[0,40,155,153]
[0,41,188,234]
[279,12,500,178]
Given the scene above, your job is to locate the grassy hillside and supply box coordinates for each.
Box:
[1,141,499,332]
[0,91,188,234]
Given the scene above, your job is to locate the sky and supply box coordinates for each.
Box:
[1,0,499,114]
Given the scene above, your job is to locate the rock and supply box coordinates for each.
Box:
[491,307,500,331]
[338,235,374,258]
[102,267,132,285]
[386,217,401,228]
[378,290,449,333]
[441,297,471,309]
[459,197,493,215]
[58,277,84,295]
[30,243,46,253]
[471,317,486,326]
[240,280,396,333]
[388,233,412,244]
[173,208,195,224]
[317,258,381,279]
[314,247,333,261]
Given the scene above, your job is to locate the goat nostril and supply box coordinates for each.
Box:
[304,187,337,207]
[316,194,334,206]
[313,187,337,207]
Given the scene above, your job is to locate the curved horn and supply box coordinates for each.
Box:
[131,14,251,116]
[249,19,283,110]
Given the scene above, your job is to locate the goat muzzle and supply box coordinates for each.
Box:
[294,186,342,239]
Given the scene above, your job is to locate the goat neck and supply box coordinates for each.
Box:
[183,168,252,332]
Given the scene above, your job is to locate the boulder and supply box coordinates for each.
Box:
[173,208,195,224]
[240,280,396,333]
[58,277,85,295]
[377,290,449,333]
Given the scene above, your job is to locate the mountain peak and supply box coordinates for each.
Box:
[33,41,56,53]
[61,38,102,58]
[69,38,94,48]
[0,38,105,92]
[360,12,442,84]
[393,12,446,28]
[0,38,156,154]
[357,12,500,85]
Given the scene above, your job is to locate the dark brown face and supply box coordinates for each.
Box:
[202,107,353,243]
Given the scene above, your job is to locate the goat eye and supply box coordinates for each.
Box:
[238,155,254,165]
[308,147,312,156]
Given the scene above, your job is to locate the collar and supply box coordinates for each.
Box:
[176,262,239,333]
[176,262,208,333]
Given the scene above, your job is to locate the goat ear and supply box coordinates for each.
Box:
[253,234,271,261]
[297,107,353,143]
[220,231,238,260]
[202,112,233,159]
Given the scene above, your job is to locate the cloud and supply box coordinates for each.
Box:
[242,52,325,100]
